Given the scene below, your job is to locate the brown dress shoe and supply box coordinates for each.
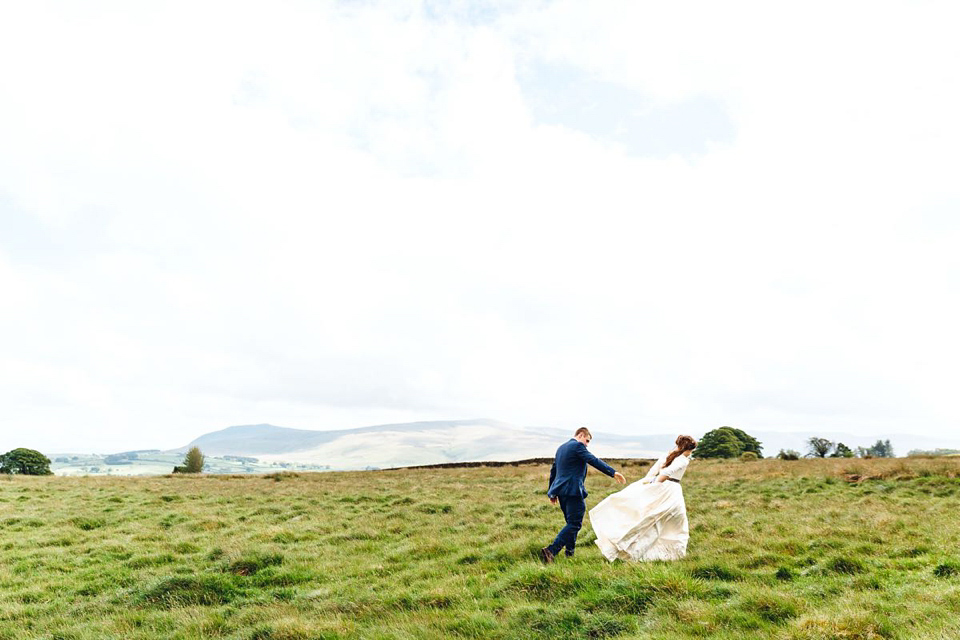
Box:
[539,547,555,564]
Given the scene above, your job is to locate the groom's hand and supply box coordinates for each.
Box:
[549,496,558,505]
[614,472,626,485]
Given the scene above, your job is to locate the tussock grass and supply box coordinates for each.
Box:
[1,457,960,638]
[225,552,284,576]
[933,561,960,578]
[135,574,243,608]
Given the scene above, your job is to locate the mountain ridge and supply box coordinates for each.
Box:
[164,420,960,471]
[170,419,666,469]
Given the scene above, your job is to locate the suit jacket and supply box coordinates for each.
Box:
[547,439,617,498]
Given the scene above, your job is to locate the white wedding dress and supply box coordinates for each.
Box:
[589,453,691,562]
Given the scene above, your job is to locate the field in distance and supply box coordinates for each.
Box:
[2,457,960,639]
[49,452,334,476]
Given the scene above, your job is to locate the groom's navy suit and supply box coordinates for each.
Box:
[545,439,617,557]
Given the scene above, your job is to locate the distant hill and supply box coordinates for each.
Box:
[173,419,516,455]
[171,420,670,470]
[169,421,960,471]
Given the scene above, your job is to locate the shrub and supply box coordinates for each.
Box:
[740,451,759,462]
[777,449,801,460]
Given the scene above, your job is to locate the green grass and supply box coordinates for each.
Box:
[2,457,960,639]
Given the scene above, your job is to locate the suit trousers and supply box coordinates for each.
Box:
[548,495,586,555]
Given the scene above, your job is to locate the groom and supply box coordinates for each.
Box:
[540,427,625,563]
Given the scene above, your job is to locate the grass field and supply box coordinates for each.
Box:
[2,457,960,640]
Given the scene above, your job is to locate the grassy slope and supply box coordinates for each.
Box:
[2,458,960,640]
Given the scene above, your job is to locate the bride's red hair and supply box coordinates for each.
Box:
[664,435,698,468]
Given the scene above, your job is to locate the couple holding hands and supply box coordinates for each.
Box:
[540,427,697,564]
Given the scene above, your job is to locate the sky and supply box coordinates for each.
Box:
[1,0,959,453]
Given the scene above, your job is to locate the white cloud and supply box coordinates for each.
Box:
[1,0,958,453]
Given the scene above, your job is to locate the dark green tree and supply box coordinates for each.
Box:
[830,442,854,458]
[807,437,833,458]
[866,439,894,458]
[694,427,763,459]
[0,448,53,475]
[182,447,205,473]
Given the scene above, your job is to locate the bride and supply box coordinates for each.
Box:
[588,435,697,562]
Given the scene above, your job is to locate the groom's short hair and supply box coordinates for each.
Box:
[574,427,592,439]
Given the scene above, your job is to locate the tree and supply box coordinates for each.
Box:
[852,440,895,458]
[807,437,833,458]
[182,447,205,473]
[695,427,763,459]
[866,439,894,458]
[0,448,53,475]
[777,449,801,460]
[830,442,854,458]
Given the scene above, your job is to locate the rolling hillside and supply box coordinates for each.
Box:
[5,457,960,638]
[167,420,960,471]
[172,420,668,470]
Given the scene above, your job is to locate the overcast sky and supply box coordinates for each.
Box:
[2,1,959,453]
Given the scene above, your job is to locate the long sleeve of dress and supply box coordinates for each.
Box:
[641,457,665,483]
[659,454,690,479]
